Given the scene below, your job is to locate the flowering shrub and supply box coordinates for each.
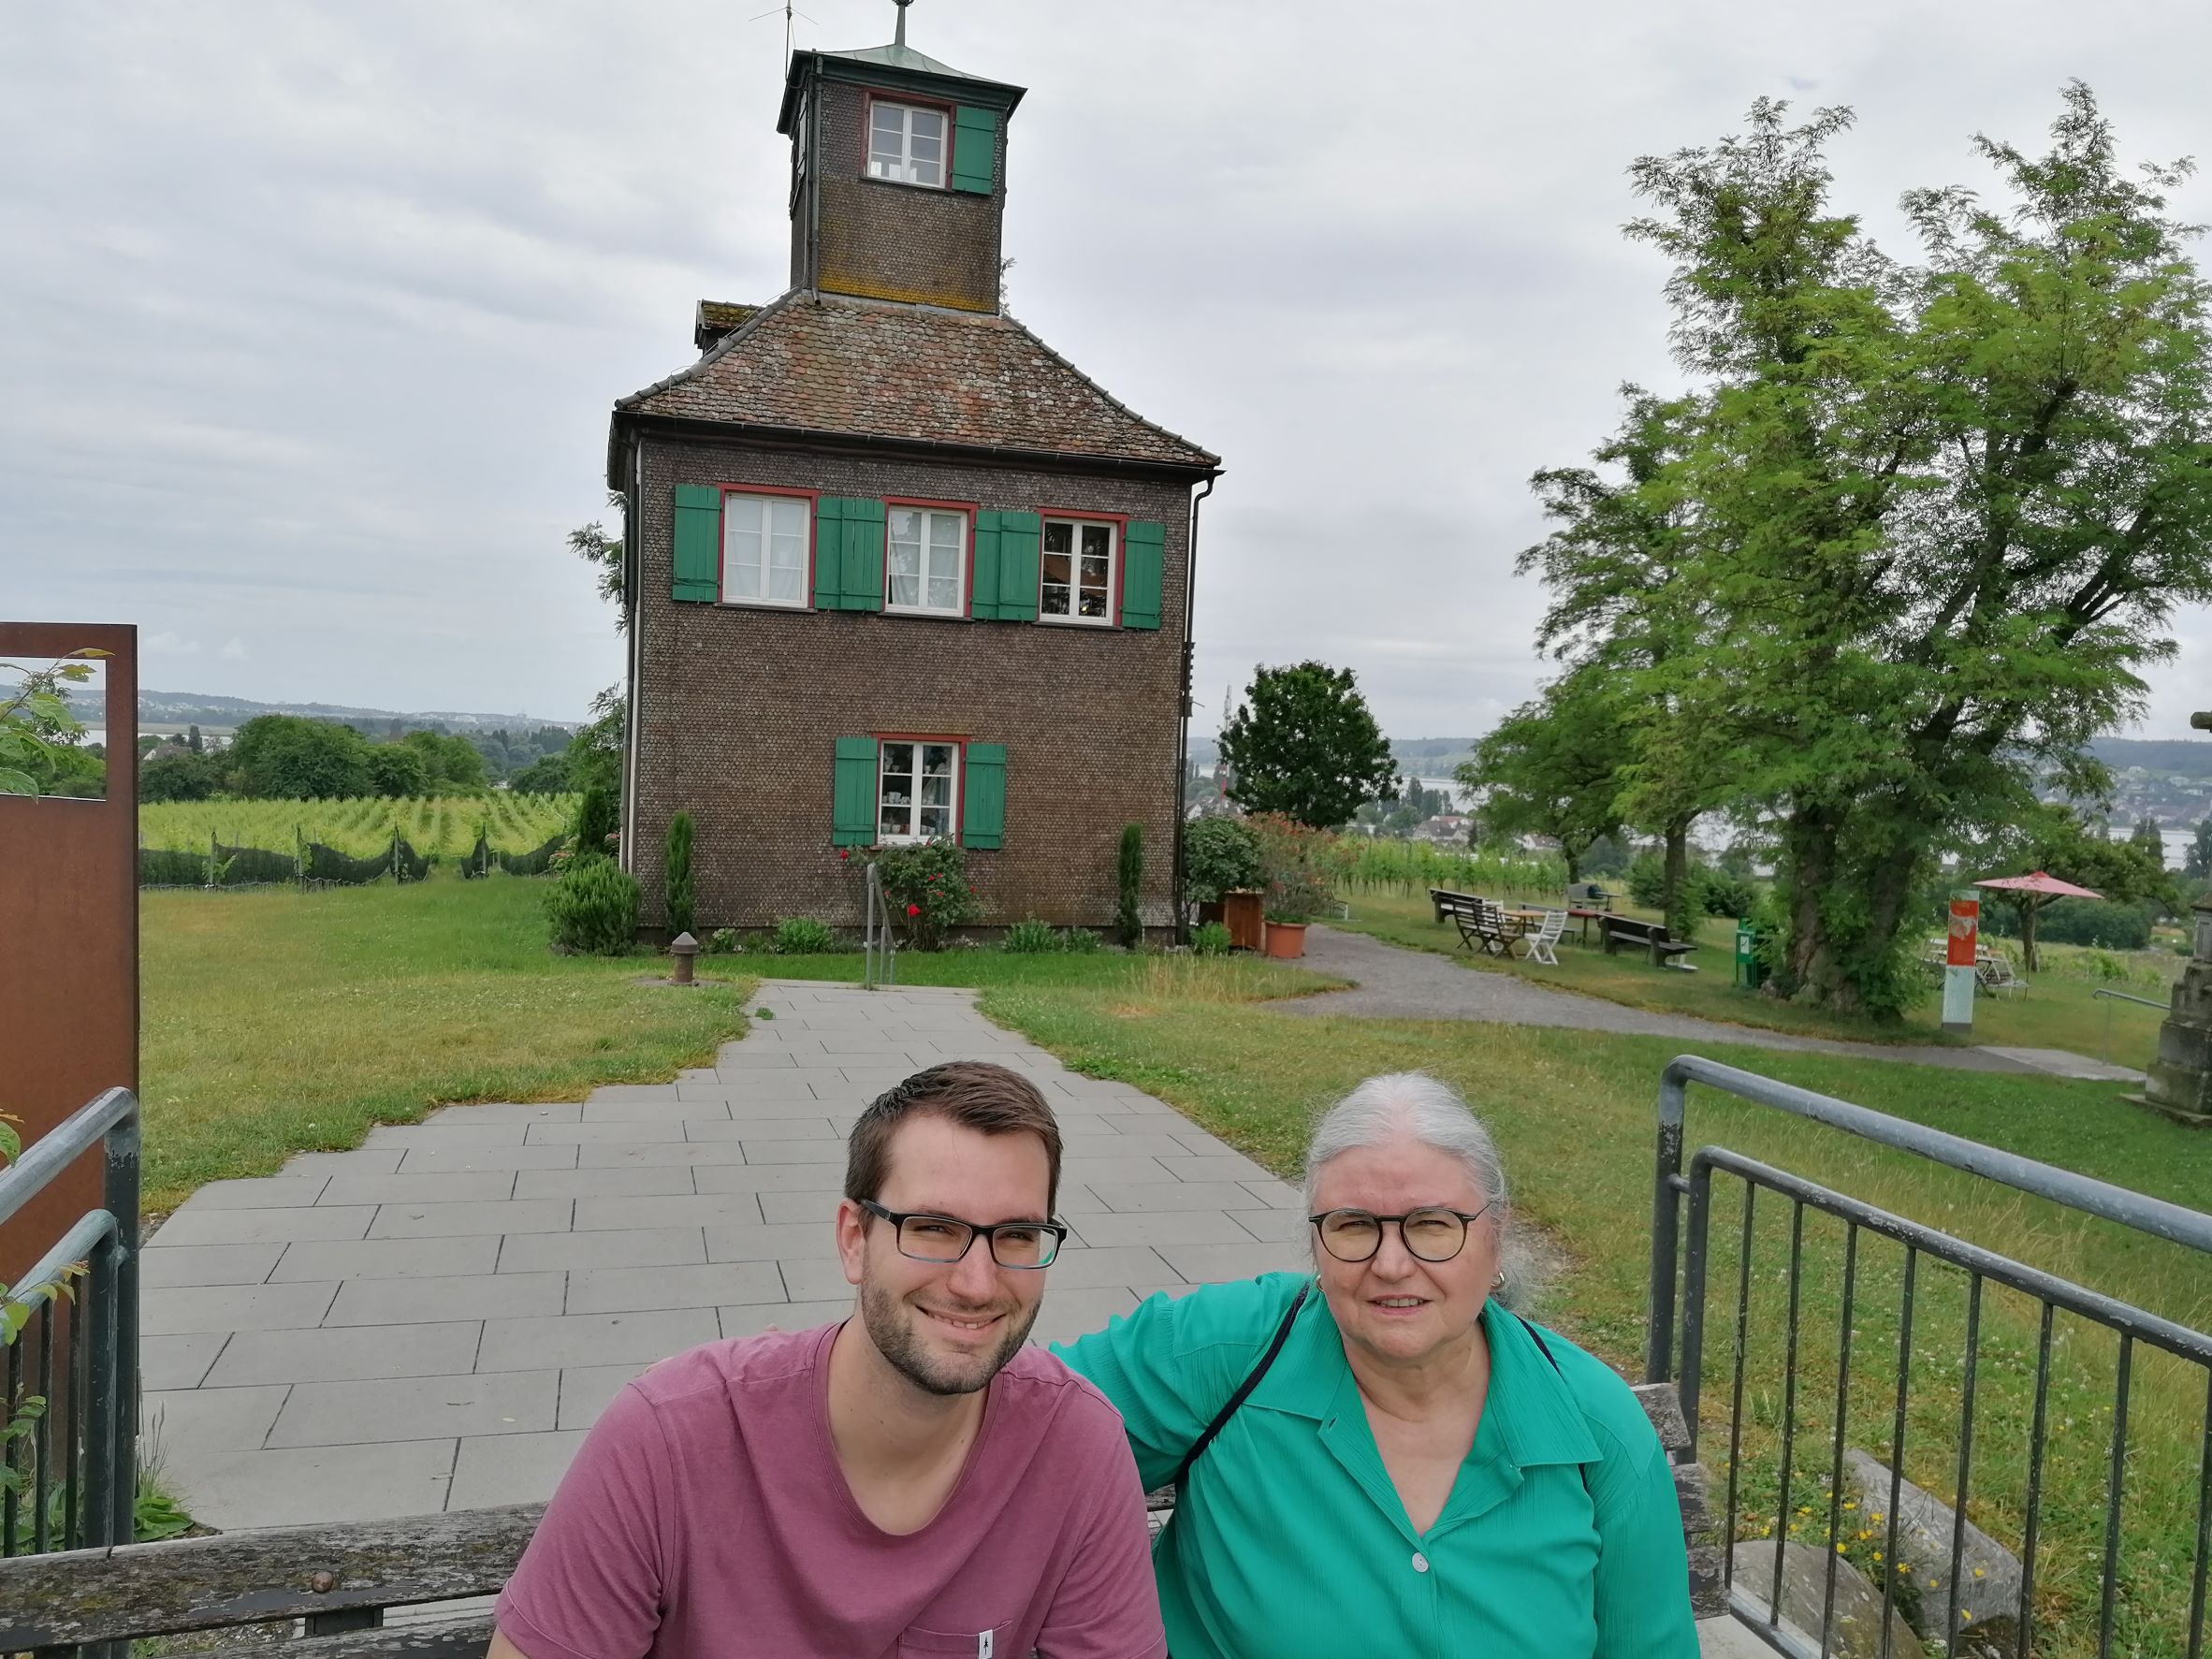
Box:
[869,840,982,951]
[1246,812,1354,924]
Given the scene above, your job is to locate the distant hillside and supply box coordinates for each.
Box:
[65,688,579,735]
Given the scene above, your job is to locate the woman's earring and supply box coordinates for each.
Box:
[1492,1270,1506,1289]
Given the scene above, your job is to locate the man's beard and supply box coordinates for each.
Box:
[858,1278,1041,1397]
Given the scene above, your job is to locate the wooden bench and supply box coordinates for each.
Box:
[1433,892,1524,957]
[1429,884,1477,924]
[0,1385,1722,1651]
[1601,914,1698,968]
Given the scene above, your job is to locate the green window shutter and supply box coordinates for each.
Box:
[839,496,886,612]
[672,486,721,604]
[1120,519,1165,629]
[832,737,879,846]
[996,510,1041,622]
[951,107,997,195]
[963,743,1006,850]
[812,497,846,609]
[971,510,1003,620]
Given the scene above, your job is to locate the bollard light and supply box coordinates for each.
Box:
[670,931,698,985]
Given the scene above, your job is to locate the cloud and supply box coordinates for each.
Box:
[5,0,2210,742]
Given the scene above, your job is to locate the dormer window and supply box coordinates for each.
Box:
[868,101,947,188]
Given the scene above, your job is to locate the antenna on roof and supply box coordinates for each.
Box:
[748,0,816,67]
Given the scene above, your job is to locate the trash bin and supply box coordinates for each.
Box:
[1734,921,1768,990]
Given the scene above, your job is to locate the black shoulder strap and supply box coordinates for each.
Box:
[1166,1283,1311,1492]
[1516,1313,1594,1495]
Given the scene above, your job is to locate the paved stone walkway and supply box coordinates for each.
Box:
[1277,926,2141,1078]
[139,981,1305,1531]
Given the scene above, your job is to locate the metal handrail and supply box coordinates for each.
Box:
[0,1085,140,1562]
[862,859,897,990]
[1647,1053,2212,1382]
[2090,984,2170,1063]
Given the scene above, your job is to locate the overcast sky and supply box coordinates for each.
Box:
[7,0,2212,739]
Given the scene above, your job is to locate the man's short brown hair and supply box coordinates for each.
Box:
[844,1061,1064,1215]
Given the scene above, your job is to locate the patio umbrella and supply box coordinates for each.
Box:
[1972,870,2103,974]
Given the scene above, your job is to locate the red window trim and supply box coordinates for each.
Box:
[881,497,979,618]
[713,483,820,611]
[1036,509,1129,630]
[868,733,970,846]
[864,91,957,192]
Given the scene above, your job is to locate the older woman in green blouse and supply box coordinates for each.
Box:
[1053,1071,1698,1659]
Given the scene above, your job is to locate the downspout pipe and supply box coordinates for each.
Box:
[1171,473,1217,944]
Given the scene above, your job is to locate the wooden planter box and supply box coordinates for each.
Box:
[1220,889,1265,953]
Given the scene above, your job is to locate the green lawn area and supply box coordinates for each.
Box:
[140,879,755,1212]
[1333,885,2176,1062]
[980,969,2211,1657]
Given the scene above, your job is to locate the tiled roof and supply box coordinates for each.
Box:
[693,299,761,354]
[618,293,1219,472]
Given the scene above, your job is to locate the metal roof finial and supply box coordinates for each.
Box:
[894,0,911,48]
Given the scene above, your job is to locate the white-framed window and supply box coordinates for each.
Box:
[886,505,967,615]
[879,740,959,843]
[868,101,947,188]
[721,491,809,607]
[1041,518,1116,623]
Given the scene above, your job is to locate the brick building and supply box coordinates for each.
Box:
[606,13,1221,940]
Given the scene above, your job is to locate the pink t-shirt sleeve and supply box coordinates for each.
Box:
[496,1382,675,1659]
[1034,1408,1169,1659]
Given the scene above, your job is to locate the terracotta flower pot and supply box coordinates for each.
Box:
[1263,921,1308,960]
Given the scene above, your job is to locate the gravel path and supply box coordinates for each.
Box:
[1274,926,2039,1074]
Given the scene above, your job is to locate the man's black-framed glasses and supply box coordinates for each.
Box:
[858,1200,1068,1269]
[1309,1205,1489,1264]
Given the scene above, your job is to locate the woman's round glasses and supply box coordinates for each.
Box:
[1308,1205,1488,1263]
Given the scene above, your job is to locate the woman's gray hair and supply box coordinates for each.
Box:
[1301,1072,1541,1310]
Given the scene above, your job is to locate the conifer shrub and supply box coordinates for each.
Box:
[546,857,639,955]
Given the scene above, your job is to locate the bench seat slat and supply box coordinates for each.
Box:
[0,1504,542,1648]
[209,1614,496,1659]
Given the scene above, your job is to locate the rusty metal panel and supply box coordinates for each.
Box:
[0,621,138,1286]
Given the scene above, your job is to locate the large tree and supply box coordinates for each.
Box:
[225,715,373,800]
[1570,87,2212,1017]
[1458,666,1626,882]
[1519,387,1720,934]
[1220,662,1396,829]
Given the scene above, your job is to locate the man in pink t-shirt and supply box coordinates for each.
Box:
[490,1061,1166,1659]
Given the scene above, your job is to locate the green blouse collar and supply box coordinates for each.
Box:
[1246,1285,1601,1472]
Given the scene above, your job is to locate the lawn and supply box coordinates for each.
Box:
[1333,886,2176,1063]
[979,973,2212,1657]
[139,878,753,1211]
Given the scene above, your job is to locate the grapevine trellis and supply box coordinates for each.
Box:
[138,793,578,888]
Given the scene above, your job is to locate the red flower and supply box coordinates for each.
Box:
[839,849,851,862]
[906,903,921,917]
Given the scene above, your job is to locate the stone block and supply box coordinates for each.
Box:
[268,1370,559,1448]
[1041,1245,1180,1289]
[175,1177,330,1211]
[327,1271,567,1327]
[497,1227,708,1273]
[395,1145,583,1174]
[162,1439,457,1530]
[271,1235,500,1282]
[138,1244,286,1288]
[143,1384,288,1452]
[206,1320,485,1386]
[513,1166,701,1200]
[319,1171,520,1207]
[1087,1182,1272,1213]
[719,1300,851,1341]
[1154,1242,1302,1284]
[142,1281,338,1336]
[447,1431,590,1509]
[573,1192,770,1231]
[566,1260,787,1315]
[142,1332,227,1390]
[152,1206,376,1247]
[473,1308,719,1373]
[368,1199,575,1238]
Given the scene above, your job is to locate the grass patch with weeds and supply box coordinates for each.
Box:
[141,879,752,1212]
